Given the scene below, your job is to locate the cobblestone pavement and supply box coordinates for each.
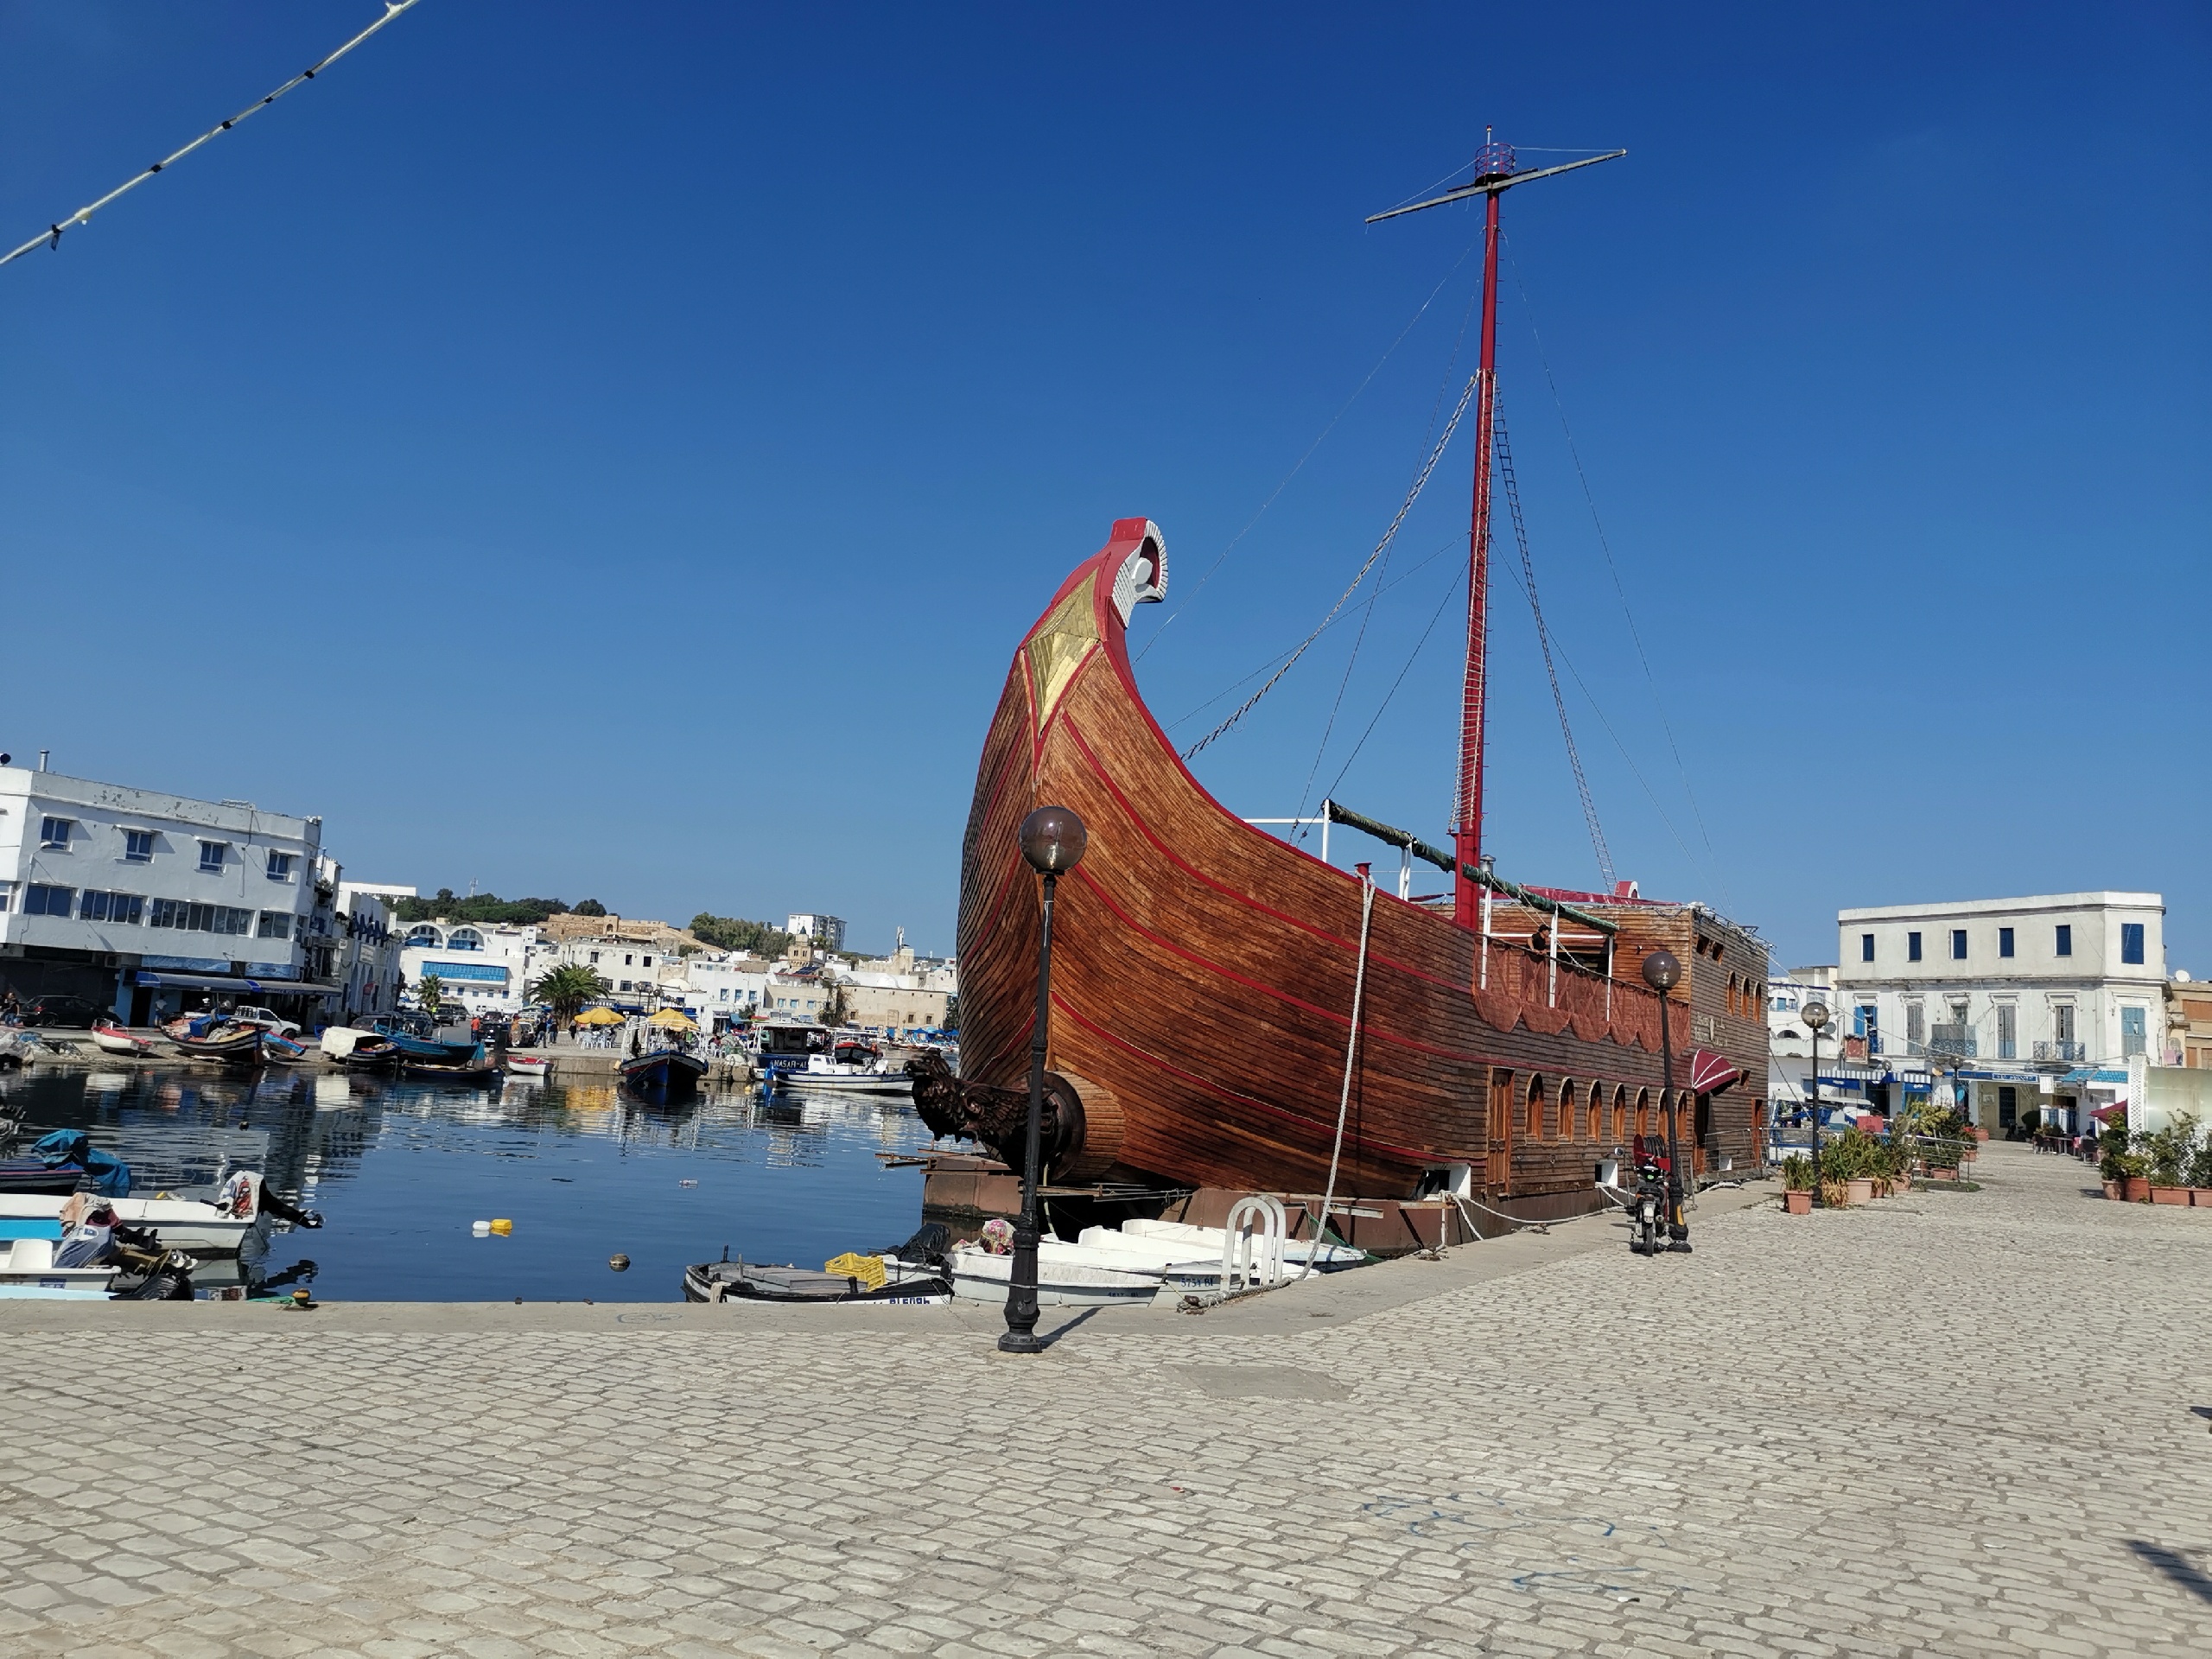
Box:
[3,1144,2209,1657]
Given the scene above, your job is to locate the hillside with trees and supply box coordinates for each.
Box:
[690,912,791,956]
[394,889,604,925]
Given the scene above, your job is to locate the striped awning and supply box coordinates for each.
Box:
[1689,1047,1742,1093]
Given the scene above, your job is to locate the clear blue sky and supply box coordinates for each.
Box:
[2,3,2204,968]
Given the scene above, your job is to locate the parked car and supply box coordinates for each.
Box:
[227,1006,303,1039]
[19,994,112,1028]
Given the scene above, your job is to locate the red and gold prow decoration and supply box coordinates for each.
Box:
[1017,517,1166,756]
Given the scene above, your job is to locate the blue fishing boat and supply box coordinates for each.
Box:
[620,1049,708,1098]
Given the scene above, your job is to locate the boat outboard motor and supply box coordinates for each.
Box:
[259,1186,323,1230]
[113,1250,196,1300]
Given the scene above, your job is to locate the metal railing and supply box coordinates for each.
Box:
[1928,1024,1975,1058]
[2033,1040,2087,1063]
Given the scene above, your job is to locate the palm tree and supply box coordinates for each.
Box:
[418,973,444,1021]
[527,963,608,1042]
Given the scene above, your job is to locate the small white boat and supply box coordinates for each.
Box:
[684,1255,951,1305]
[0,1235,119,1291]
[0,1171,276,1257]
[1119,1217,1369,1271]
[505,1054,554,1081]
[757,1025,913,1095]
[948,1240,1167,1306]
[89,1023,156,1057]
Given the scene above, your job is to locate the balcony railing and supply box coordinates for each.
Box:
[2033,1040,2087,1063]
[1926,1024,1976,1058]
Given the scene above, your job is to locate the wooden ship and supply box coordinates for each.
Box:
[918,138,1769,1229]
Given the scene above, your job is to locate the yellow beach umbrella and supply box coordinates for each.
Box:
[572,1007,624,1027]
[647,1008,697,1030]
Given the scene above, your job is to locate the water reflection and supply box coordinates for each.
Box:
[0,1066,930,1301]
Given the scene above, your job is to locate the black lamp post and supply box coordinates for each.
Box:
[1802,999,1830,1208]
[1642,949,1690,1253]
[999,804,1088,1355]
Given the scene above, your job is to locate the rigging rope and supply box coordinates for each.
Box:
[1494,396,1615,889]
[1181,372,1478,761]
[1,1,424,271]
[1310,563,1464,818]
[1289,266,1485,840]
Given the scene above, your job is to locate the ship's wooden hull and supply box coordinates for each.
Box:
[956,519,1764,1202]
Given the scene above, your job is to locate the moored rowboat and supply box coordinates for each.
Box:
[90,1024,156,1057]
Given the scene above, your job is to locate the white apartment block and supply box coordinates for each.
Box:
[785,912,845,952]
[1835,891,2165,1135]
[0,761,327,1024]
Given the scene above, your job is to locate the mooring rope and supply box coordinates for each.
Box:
[1299,873,1375,1283]
[1,1,425,271]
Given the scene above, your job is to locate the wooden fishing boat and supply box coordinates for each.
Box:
[164,1023,263,1065]
[683,1256,952,1306]
[0,1158,86,1197]
[505,1053,553,1081]
[340,1036,404,1072]
[382,1030,481,1065]
[620,1049,708,1097]
[399,1047,499,1087]
[89,1023,157,1057]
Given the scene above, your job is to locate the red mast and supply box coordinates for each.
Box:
[1366,136,1624,928]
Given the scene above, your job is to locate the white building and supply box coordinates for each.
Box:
[678,953,773,1025]
[334,878,411,1023]
[830,931,957,1036]
[0,760,328,1025]
[1766,964,1842,1115]
[786,912,845,953]
[1834,892,2167,1135]
[398,921,557,1018]
[543,932,675,1010]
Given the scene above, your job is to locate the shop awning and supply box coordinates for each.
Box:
[1688,1047,1742,1093]
[132,971,332,998]
[1820,1061,1886,1082]
[2091,1102,2128,1123]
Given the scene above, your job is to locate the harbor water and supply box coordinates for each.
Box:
[2,1065,930,1301]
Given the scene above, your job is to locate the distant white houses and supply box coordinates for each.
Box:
[1833,891,2167,1135]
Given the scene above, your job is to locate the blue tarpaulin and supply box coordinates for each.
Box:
[29,1131,132,1198]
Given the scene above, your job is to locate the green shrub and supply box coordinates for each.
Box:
[1782,1154,1813,1192]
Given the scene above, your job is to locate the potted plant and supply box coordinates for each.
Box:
[2120,1150,2152,1203]
[2098,1125,2133,1200]
[1781,1154,1813,1214]
[2146,1113,2198,1205]
[1824,1126,1877,1206]
[2187,1134,2212,1207]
